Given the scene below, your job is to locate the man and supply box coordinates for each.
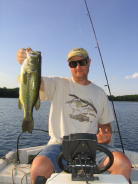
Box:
[18,48,131,184]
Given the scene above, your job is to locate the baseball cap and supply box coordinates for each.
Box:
[67,48,89,61]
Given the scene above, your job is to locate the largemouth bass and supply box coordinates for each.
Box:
[18,51,41,133]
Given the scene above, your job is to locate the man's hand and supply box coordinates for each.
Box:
[17,48,32,64]
[97,123,112,144]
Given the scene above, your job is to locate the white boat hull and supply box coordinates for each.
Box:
[47,173,128,184]
[0,145,138,184]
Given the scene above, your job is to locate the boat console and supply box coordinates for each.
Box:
[47,133,128,184]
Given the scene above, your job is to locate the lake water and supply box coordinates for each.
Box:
[0,98,138,157]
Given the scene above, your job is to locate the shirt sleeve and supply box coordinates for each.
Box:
[98,92,115,124]
[39,77,57,102]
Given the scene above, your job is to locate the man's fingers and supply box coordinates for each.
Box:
[99,128,103,133]
[18,52,26,58]
[17,48,27,64]
[26,48,32,52]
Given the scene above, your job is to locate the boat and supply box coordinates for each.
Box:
[0,140,138,184]
[0,0,137,183]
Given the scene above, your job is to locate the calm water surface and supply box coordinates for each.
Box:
[0,98,138,157]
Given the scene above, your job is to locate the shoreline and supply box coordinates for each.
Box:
[0,87,138,102]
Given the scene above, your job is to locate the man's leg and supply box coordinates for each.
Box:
[30,144,62,184]
[103,151,132,182]
[31,155,54,184]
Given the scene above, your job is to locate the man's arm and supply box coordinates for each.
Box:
[97,123,112,144]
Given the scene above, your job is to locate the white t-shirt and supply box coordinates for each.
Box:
[40,77,114,144]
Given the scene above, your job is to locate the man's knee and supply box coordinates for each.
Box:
[112,151,132,170]
[31,155,54,180]
[107,151,132,181]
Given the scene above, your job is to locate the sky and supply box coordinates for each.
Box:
[0,0,138,96]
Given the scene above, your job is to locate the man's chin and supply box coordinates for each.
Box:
[76,75,86,80]
[77,73,86,77]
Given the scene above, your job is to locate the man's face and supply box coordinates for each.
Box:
[68,56,90,81]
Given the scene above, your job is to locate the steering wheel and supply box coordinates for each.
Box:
[57,143,114,174]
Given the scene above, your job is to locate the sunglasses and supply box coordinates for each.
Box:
[69,59,88,68]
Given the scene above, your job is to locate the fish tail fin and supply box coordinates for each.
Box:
[22,118,34,133]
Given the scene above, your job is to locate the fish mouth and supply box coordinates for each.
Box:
[27,51,41,57]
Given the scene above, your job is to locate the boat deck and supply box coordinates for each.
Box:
[0,145,138,184]
[131,165,138,183]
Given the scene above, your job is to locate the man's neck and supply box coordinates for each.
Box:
[72,77,91,85]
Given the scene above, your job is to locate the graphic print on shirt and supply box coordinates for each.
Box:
[66,94,97,123]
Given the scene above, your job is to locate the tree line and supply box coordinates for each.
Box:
[0,87,19,98]
[108,95,138,102]
[0,87,138,101]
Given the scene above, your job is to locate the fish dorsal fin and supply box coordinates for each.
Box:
[18,98,22,109]
[17,75,20,83]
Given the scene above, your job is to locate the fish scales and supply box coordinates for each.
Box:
[18,51,41,133]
